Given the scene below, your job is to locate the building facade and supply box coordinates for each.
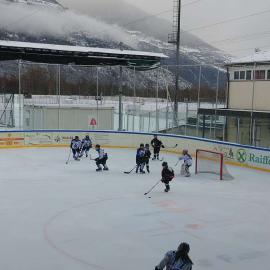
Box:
[198,51,270,148]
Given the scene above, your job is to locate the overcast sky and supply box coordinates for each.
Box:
[125,0,270,56]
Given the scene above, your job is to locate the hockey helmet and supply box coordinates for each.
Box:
[178,242,190,254]
[182,149,188,155]
[162,161,168,167]
[75,136,79,140]
[140,143,144,147]
[85,135,90,139]
[95,144,100,148]
[145,143,150,148]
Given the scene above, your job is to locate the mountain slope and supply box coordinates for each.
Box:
[0,0,228,91]
[59,0,217,49]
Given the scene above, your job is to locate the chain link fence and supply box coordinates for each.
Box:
[0,61,269,148]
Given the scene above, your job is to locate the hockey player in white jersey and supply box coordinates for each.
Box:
[94,144,109,171]
[80,135,92,158]
[70,136,82,160]
[178,149,192,177]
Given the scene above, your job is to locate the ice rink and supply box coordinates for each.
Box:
[0,147,270,270]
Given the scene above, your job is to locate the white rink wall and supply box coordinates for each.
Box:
[0,130,270,172]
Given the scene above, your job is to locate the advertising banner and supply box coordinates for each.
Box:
[0,132,24,147]
[0,130,269,172]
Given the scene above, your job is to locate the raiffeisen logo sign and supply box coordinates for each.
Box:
[237,148,270,166]
[236,149,247,163]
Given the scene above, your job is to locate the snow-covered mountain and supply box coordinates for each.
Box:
[0,0,229,93]
[5,0,62,8]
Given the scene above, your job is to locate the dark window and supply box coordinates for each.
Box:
[267,70,270,80]
[234,71,239,80]
[240,71,245,79]
[246,70,252,80]
[254,70,265,80]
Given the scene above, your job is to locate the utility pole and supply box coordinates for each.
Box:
[118,65,123,131]
[168,0,182,127]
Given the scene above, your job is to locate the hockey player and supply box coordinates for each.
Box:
[80,135,92,158]
[178,149,192,177]
[155,242,193,270]
[70,136,82,160]
[161,161,174,192]
[151,135,164,160]
[94,144,108,171]
[144,143,151,173]
[136,143,146,174]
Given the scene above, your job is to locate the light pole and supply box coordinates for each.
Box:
[174,0,182,127]
[118,65,123,131]
[169,0,182,127]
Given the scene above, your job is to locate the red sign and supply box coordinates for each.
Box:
[90,118,97,126]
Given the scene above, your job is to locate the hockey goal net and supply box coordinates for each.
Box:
[195,149,233,180]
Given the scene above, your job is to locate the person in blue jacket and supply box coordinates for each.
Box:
[155,242,193,270]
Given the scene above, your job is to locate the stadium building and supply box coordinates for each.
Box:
[198,51,270,148]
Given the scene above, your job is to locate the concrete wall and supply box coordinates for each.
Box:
[1,130,270,173]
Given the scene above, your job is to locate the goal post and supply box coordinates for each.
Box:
[195,149,233,180]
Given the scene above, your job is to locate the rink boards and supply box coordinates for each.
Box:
[0,130,270,172]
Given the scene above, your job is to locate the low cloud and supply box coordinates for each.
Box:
[0,1,137,47]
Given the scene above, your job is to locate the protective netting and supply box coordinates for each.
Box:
[196,149,234,180]
[0,94,15,128]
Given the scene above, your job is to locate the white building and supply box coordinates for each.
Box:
[227,51,270,111]
[198,51,270,147]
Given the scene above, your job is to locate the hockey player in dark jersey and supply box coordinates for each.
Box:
[95,144,108,171]
[144,143,151,173]
[136,143,146,174]
[161,161,175,192]
[80,135,92,158]
[70,136,82,160]
[151,135,164,160]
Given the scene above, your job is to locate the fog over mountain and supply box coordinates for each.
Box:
[58,0,213,49]
[0,0,137,47]
[0,0,229,92]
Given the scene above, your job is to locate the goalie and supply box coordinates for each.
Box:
[178,149,192,177]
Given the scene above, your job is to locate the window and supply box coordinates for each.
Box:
[240,71,245,79]
[267,70,270,80]
[254,70,265,80]
[246,70,252,80]
[234,71,239,80]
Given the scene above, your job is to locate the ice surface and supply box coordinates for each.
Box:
[0,147,270,270]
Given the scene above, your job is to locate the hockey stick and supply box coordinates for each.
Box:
[165,144,178,149]
[174,160,180,167]
[66,149,72,164]
[124,165,137,174]
[144,179,162,195]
